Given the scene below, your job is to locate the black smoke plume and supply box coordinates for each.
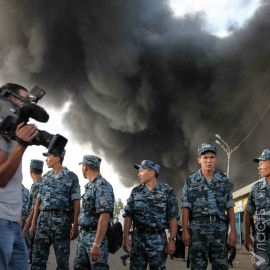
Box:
[0,0,269,192]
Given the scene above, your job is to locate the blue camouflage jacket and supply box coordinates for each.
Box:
[79,174,114,227]
[37,167,81,211]
[123,179,179,228]
[182,170,233,221]
[27,179,42,212]
[22,184,30,219]
[245,178,270,226]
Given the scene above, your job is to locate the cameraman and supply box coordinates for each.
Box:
[0,83,38,270]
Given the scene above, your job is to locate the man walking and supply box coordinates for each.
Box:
[74,155,114,270]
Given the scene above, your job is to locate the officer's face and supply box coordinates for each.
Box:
[258,160,270,178]
[138,168,155,184]
[45,155,59,168]
[198,152,216,172]
[82,164,87,179]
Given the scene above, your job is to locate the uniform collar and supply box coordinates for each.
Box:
[260,177,267,189]
[143,178,160,191]
[85,174,102,188]
[47,166,69,179]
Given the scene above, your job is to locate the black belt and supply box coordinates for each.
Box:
[80,225,97,232]
[193,215,225,223]
[41,210,69,216]
[136,227,165,234]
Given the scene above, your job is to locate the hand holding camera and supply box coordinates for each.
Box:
[15,123,38,146]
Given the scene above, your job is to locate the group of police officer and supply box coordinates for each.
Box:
[19,142,270,270]
[20,150,113,270]
[1,83,269,270]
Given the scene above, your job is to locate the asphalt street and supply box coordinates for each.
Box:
[45,242,255,270]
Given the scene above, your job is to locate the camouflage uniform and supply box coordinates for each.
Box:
[27,159,44,263]
[182,169,233,270]
[28,180,42,214]
[31,167,81,270]
[124,176,179,270]
[245,149,270,270]
[246,178,270,270]
[74,155,115,270]
[28,159,44,214]
[21,184,30,226]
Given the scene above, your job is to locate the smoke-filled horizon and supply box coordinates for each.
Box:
[0,0,269,191]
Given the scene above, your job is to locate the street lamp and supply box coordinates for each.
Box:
[214,134,239,179]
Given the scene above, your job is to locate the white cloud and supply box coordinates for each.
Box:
[169,0,261,36]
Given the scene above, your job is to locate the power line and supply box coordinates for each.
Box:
[233,100,270,150]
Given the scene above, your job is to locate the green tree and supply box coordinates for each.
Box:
[113,198,124,222]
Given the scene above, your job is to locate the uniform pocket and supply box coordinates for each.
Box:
[189,187,202,202]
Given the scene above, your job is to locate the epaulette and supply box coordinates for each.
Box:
[215,169,227,178]
[159,180,174,193]
[68,171,77,179]
[187,171,201,182]
[132,184,144,192]
[252,178,265,190]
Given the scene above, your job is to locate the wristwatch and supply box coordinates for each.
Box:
[93,242,101,248]
[170,236,177,241]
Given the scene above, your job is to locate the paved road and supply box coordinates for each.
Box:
[46,242,254,269]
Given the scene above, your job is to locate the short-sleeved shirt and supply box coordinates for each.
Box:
[21,184,30,219]
[182,170,233,221]
[245,178,270,226]
[27,179,42,212]
[0,136,23,222]
[123,179,179,228]
[79,174,114,227]
[38,167,81,211]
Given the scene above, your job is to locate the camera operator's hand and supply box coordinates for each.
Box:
[16,123,38,145]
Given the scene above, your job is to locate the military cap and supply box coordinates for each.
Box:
[30,159,43,170]
[253,149,270,163]
[43,149,66,158]
[134,160,160,174]
[198,143,217,155]
[79,155,102,167]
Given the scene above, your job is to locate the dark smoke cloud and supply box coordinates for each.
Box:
[0,0,269,192]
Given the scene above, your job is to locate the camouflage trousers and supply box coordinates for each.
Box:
[130,229,167,270]
[253,231,270,270]
[74,229,109,270]
[189,219,228,270]
[31,213,71,270]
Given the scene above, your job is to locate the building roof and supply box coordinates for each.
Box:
[232,180,259,199]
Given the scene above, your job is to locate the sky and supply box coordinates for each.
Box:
[169,0,261,36]
[20,0,262,201]
[22,102,132,202]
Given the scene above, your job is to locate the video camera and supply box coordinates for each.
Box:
[0,84,67,154]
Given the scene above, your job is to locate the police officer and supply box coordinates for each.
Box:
[123,160,179,270]
[23,159,44,235]
[182,143,237,270]
[244,149,270,269]
[22,159,43,263]
[30,149,81,270]
[74,155,115,270]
